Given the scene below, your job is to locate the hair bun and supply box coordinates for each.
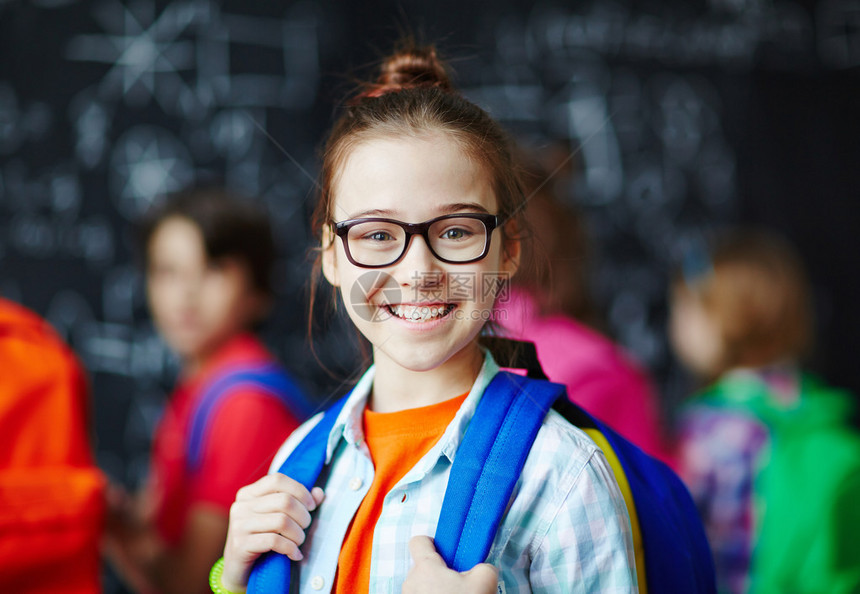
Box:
[357,46,452,101]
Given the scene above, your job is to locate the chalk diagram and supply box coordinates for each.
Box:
[1,0,325,501]
[64,0,321,218]
[109,125,194,219]
[468,5,751,379]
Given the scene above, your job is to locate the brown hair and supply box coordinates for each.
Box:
[676,229,814,374]
[512,146,596,326]
[311,45,524,243]
[139,185,276,298]
[308,43,528,355]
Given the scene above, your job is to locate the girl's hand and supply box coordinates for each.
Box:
[220,474,325,592]
[403,535,499,594]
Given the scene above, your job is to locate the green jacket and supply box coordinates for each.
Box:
[697,372,860,593]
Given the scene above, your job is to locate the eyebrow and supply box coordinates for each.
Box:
[345,202,491,220]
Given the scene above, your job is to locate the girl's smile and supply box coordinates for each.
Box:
[385,303,457,323]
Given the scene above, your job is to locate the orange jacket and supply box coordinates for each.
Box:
[0,298,106,593]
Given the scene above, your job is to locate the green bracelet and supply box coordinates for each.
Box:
[209,557,245,594]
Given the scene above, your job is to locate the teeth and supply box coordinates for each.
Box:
[388,304,453,322]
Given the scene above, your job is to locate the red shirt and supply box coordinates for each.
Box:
[148,333,303,544]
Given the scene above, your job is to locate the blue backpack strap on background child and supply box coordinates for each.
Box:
[186,363,317,473]
[247,395,349,594]
[433,371,561,571]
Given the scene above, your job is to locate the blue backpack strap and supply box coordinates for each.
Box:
[552,397,717,593]
[246,394,350,594]
[246,367,714,593]
[186,364,316,473]
[434,371,564,571]
[434,369,715,592]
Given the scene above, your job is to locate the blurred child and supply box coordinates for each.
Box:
[0,297,105,593]
[213,45,638,593]
[104,187,312,594]
[670,229,860,593]
[498,149,671,462]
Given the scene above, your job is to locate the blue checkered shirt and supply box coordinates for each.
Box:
[270,354,638,593]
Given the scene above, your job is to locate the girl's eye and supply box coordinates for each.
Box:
[363,230,395,242]
[441,227,472,241]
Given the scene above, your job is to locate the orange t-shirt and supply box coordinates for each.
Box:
[333,393,468,594]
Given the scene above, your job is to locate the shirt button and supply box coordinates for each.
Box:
[349,477,363,491]
[311,575,325,590]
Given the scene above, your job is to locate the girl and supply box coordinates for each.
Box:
[497,148,671,463]
[216,46,637,593]
[670,229,860,593]
[105,187,312,594]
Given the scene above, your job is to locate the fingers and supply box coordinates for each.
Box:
[222,474,326,587]
[408,535,444,565]
[228,486,325,546]
[221,530,306,590]
[224,474,325,574]
[236,473,319,511]
[405,535,499,594]
[248,491,315,528]
[235,531,306,561]
[467,563,500,586]
[239,509,307,545]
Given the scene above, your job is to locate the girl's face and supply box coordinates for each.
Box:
[146,216,266,370]
[322,133,519,376]
[669,286,724,380]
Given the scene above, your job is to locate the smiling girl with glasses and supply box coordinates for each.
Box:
[212,44,637,593]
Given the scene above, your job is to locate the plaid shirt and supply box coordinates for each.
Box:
[270,354,637,593]
[675,369,792,594]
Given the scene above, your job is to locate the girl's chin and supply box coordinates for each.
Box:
[170,336,218,365]
[375,336,483,374]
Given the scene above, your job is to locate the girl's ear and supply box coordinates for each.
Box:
[501,221,521,277]
[321,227,340,287]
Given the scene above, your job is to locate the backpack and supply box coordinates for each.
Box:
[689,373,860,592]
[247,341,715,593]
[186,362,317,474]
[0,298,106,593]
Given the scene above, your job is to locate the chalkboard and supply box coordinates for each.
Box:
[1,1,859,589]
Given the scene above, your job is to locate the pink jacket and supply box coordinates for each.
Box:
[498,290,671,464]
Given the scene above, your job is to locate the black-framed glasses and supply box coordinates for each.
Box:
[332,213,499,268]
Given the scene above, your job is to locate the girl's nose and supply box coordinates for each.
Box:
[392,234,441,286]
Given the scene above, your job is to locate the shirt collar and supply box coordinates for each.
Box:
[324,350,501,466]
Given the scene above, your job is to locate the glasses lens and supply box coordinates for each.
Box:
[346,220,407,266]
[428,216,488,263]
